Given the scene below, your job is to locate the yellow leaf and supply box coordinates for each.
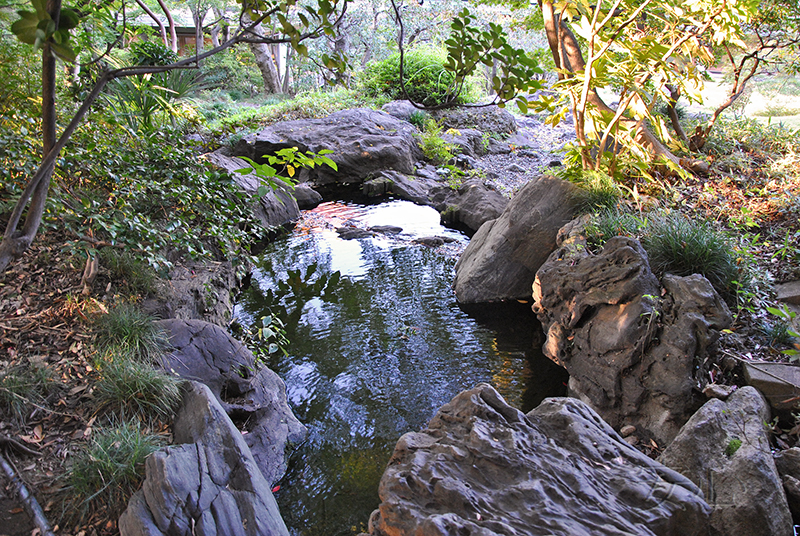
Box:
[287,165,295,177]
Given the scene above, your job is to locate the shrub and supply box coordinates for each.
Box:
[93,303,169,361]
[641,212,741,299]
[417,118,457,165]
[70,422,164,519]
[94,353,181,421]
[586,208,646,248]
[129,41,178,66]
[359,47,479,107]
[572,170,623,212]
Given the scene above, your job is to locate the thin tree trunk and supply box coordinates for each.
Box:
[134,0,168,48]
[155,0,178,53]
[249,24,282,94]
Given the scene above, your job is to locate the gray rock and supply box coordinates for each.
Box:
[381,100,424,122]
[370,225,403,234]
[119,382,290,536]
[487,137,512,154]
[440,128,486,157]
[743,361,800,412]
[776,280,800,305]
[368,384,710,536]
[453,175,580,303]
[143,260,237,327]
[532,237,732,445]
[378,170,442,206]
[206,150,301,229]
[432,179,509,234]
[433,106,517,135]
[156,319,306,485]
[659,386,792,536]
[233,109,421,186]
[774,447,800,522]
[293,183,323,209]
[337,227,376,240]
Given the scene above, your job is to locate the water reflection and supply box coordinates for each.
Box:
[234,200,567,536]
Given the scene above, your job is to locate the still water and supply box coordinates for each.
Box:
[233,200,567,535]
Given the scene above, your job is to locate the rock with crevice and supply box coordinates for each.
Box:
[658,386,792,536]
[453,175,580,303]
[156,319,306,485]
[431,179,509,234]
[119,381,289,536]
[532,234,732,445]
[368,383,711,536]
[233,108,422,187]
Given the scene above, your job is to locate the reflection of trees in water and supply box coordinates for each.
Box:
[236,229,567,536]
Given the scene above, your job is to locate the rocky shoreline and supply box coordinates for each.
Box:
[119,103,800,536]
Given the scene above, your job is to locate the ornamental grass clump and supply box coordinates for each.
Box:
[641,212,741,300]
[69,422,164,519]
[93,303,169,362]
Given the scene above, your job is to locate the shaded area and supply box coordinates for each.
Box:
[234,200,567,536]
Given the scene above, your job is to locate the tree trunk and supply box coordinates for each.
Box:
[155,0,178,53]
[0,0,60,273]
[248,24,283,94]
[539,0,685,170]
[192,5,207,63]
[134,0,168,48]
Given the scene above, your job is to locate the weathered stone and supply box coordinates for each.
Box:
[702,383,736,400]
[377,170,442,206]
[744,361,800,412]
[659,386,792,536]
[156,319,306,485]
[233,109,421,186]
[433,106,517,135]
[368,384,710,536]
[776,280,800,305]
[432,179,509,234]
[119,382,289,536]
[142,260,236,327]
[206,150,301,229]
[381,100,424,122]
[440,128,486,157]
[774,447,800,522]
[532,236,732,445]
[453,175,580,303]
[293,183,323,209]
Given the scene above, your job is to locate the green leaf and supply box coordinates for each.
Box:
[10,11,39,45]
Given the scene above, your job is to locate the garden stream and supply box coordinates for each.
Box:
[233,199,568,535]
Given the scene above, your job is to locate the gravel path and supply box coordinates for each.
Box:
[477,114,576,197]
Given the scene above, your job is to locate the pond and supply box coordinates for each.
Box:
[233,199,568,536]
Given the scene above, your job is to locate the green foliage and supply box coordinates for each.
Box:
[416,118,457,166]
[408,110,428,129]
[11,0,80,61]
[586,208,646,247]
[254,315,290,358]
[129,41,178,66]
[200,45,263,98]
[237,147,338,194]
[641,213,741,300]
[360,47,479,107]
[0,37,41,116]
[0,362,54,422]
[724,438,742,457]
[572,170,623,212]
[93,352,181,421]
[92,303,168,362]
[702,116,800,157]
[766,304,800,359]
[70,422,164,518]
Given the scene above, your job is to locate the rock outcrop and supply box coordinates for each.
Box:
[433,179,509,234]
[432,106,517,136]
[156,319,306,485]
[532,235,733,445]
[119,382,289,536]
[368,383,710,536]
[233,108,421,186]
[453,175,580,303]
[774,447,800,523]
[659,386,792,536]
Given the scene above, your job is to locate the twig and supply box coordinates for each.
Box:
[0,453,55,536]
[0,434,41,457]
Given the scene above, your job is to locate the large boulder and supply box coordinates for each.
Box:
[453,175,580,303]
[205,150,301,229]
[532,235,732,445]
[658,386,792,536]
[156,319,306,485]
[774,447,800,523]
[368,383,710,536]
[232,108,421,186]
[431,179,509,234]
[119,382,289,536]
[432,106,517,135]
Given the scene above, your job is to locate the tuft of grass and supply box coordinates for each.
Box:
[641,212,741,300]
[0,363,54,422]
[761,320,793,347]
[572,170,623,213]
[586,208,646,248]
[94,352,182,422]
[93,303,169,362]
[98,248,157,296]
[70,422,164,519]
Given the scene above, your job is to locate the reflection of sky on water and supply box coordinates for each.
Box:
[234,200,566,536]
